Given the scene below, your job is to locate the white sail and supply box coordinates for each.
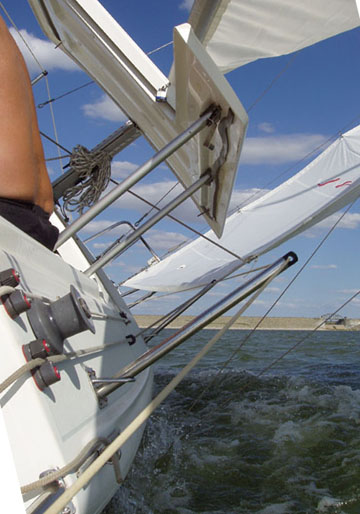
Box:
[189,0,360,73]
[28,0,249,237]
[124,124,360,292]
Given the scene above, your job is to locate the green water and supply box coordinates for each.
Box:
[104,329,360,513]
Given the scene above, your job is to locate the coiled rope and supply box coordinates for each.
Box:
[61,145,112,216]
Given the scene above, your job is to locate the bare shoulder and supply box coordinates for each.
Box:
[0,16,38,202]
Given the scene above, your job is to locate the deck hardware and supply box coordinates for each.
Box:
[88,368,135,406]
[74,430,123,483]
[104,430,123,484]
[0,268,20,287]
[30,70,48,86]
[126,334,136,346]
[87,220,160,265]
[91,377,135,386]
[28,470,76,514]
[108,450,122,484]
[156,82,170,102]
[85,366,96,380]
[86,366,135,387]
[96,252,298,399]
[33,361,61,391]
[1,290,31,319]
[27,285,95,356]
[203,121,218,150]
[119,311,131,324]
[22,338,51,361]
[84,367,111,408]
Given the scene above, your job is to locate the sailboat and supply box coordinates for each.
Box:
[0,0,359,512]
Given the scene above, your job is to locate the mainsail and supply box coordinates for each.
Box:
[124,125,360,292]
[189,0,360,73]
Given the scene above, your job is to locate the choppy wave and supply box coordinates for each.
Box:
[103,330,360,513]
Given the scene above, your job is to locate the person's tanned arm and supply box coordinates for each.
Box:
[0,15,53,213]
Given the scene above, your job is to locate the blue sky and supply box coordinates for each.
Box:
[3,1,360,318]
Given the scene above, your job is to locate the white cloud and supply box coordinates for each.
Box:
[111,180,269,225]
[11,28,79,74]
[92,242,109,249]
[303,212,360,237]
[264,286,281,293]
[79,219,128,236]
[142,229,188,251]
[113,180,202,224]
[179,0,194,11]
[79,218,187,256]
[241,134,327,165]
[310,264,337,270]
[229,187,268,211]
[327,212,360,230]
[252,299,267,306]
[111,160,139,179]
[82,94,127,122]
[258,122,275,134]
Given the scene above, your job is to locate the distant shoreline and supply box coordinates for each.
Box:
[134,315,360,331]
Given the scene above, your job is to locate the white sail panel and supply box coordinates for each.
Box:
[124,125,360,292]
[189,0,360,73]
[28,0,248,237]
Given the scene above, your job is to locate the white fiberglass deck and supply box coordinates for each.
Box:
[0,217,152,513]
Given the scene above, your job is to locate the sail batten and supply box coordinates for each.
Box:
[124,125,360,292]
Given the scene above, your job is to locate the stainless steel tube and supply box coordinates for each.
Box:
[96,251,298,400]
[85,170,212,276]
[55,107,218,249]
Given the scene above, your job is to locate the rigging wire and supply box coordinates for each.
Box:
[0,1,64,170]
[41,265,285,514]
[229,111,360,215]
[134,181,180,227]
[36,41,173,108]
[120,262,271,310]
[187,199,358,413]
[45,154,70,162]
[256,289,360,380]
[37,80,94,108]
[39,131,72,155]
[107,49,297,229]
[0,2,43,68]
[147,40,173,55]
[246,51,299,113]
[110,178,246,263]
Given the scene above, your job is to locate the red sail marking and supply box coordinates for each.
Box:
[335,181,352,188]
[318,178,340,187]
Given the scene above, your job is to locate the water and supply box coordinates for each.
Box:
[103,329,360,513]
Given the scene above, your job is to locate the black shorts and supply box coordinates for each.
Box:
[0,197,59,251]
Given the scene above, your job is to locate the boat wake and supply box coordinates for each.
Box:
[103,362,360,513]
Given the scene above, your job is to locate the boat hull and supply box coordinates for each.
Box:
[0,217,153,513]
